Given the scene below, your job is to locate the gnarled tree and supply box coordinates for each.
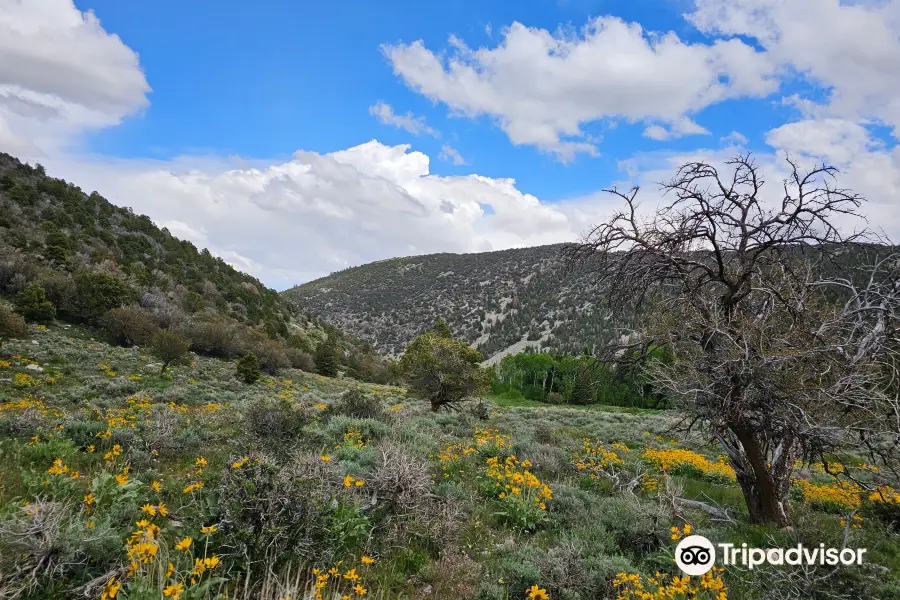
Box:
[566,154,900,526]
[400,320,490,411]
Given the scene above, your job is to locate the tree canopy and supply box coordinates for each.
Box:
[400,320,489,411]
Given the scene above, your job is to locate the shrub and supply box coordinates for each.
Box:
[0,500,120,599]
[244,399,310,455]
[545,392,566,405]
[150,329,190,374]
[368,442,432,515]
[99,305,157,346]
[35,271,74,308]
[216,454,329,578]
[0,253,27,291]
[327,388,385,420]
[247,337,289,374]
[65,271,131,323]
[0,302,28,342]
[236,353,261,383]
[187,317,241,357]
[14,283,56,324]
[285,347,315,371]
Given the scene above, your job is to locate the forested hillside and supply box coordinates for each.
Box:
[283,245,640,360]
[0,153,390,382]
[283,242,891,361]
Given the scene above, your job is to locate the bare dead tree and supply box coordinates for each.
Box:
[564,154,900,526]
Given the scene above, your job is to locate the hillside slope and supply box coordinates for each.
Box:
[284,242,896,361]
[283,245,638,360]
[0,153,386,379]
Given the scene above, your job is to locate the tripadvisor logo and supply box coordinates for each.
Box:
[675,535,868,575]
[675,535,717,576]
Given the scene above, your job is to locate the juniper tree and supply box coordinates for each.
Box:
[151,330,190,375]
[400,321,490,411]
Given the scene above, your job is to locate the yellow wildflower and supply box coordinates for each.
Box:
[175,537,192,551]
[100,577,121,600]
[163,582,185,599]
[526,585,549,600]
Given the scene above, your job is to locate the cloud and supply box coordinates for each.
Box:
[720,130,748,146]
[368,101,439,137]
[643,117,710,140]
[764,118,900,236]
[439,143,467,165]
[45,140,610,289]
[3,0,898,293]
[0,0,150,157]
[687,0,900,135]
[382,17,776,159]
[765,118,878,165]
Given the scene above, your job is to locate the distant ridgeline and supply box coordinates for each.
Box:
[0,153,391,383]
[284,240,892,362]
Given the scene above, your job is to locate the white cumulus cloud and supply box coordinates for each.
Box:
[0,0,150,157]
[687,0,900,135]
[383,17,776,159]
[44,141,609,289]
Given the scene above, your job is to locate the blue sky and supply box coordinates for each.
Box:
[75,0,797,199]
[1,0,899,288]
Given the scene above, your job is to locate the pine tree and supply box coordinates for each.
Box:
[236,352,261,384]
[315,336,339,377]
[569,366,594,405]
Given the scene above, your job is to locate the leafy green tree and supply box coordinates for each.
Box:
[14,284,56,324]
[236,352,261,384]
[400,328,489,411]
[151,330,190,375]
[67,271,131,323]
[314,336,339,377]
[43,245,71,270]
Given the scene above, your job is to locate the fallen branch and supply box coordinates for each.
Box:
[674,496,736,523]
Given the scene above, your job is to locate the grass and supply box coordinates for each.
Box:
[0,323,898,600]
[487,393,658,415]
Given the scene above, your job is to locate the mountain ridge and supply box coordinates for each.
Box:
[283,241,896,361]
[283,243,635,360]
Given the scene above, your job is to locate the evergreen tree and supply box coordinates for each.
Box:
[236,352,261,384]
[14,284,56,325]
[432,318,452,338]
[315,336,339,377]
[400,329,489,411]
[569,365,594,405]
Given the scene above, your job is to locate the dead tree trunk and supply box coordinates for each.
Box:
[723,422,798,527]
